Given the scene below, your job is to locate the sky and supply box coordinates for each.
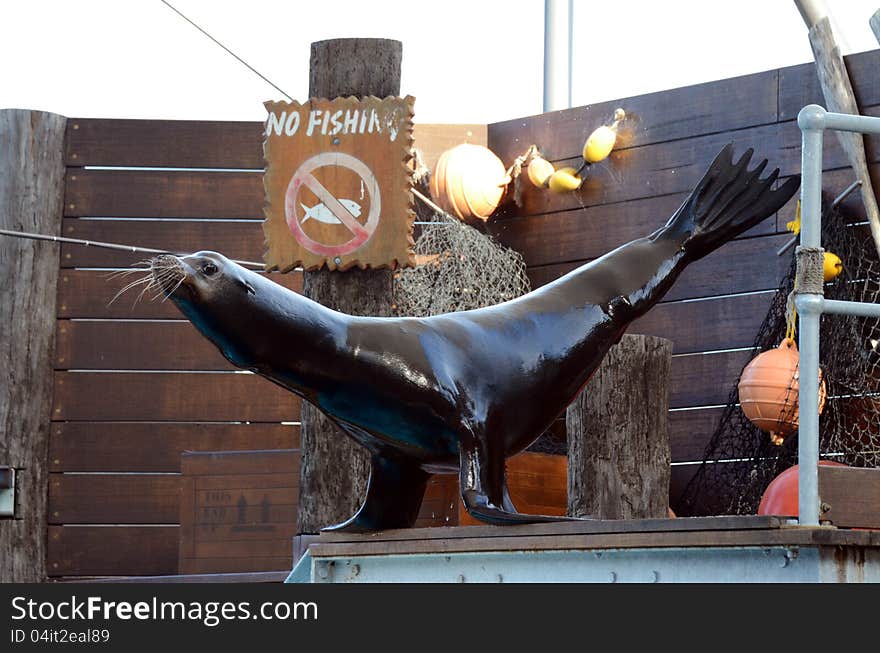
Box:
[1,0,879,125]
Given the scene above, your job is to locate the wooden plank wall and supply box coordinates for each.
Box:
[51,118,298,578]
[48,121,484,578]
[47,50,880,577]
[486,49,880,509]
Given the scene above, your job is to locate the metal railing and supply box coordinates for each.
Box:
[797,104,880,525]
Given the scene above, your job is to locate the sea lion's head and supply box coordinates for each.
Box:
[151,251,260,365]
[151,251,256,304]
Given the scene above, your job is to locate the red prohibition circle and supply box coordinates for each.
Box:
[285,152,381,258]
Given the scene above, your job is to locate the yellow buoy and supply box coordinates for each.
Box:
[583,125,618,164]
[823,252,843,282]
[547,167,582,193]
[582,108,625,164]
[527,156,555,187]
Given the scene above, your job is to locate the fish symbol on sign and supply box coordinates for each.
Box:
[300,200,362,225]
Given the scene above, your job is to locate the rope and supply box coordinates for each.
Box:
[504,144,540,208]
[795,246,826,294]
[785,279,798,342]
[783,246,825,341]
[411,187,460,224]
[411,148,431,187]
[158,0,294,101]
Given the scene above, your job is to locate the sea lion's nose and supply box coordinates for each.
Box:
[151,254,188,295]
[152,254,179,267]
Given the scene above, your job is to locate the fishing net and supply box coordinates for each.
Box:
[678,201,880,516]
[392,184,531,318]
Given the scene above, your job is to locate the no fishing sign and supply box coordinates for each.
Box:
[262,96,416,271]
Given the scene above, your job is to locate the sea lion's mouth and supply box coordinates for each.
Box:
[150,254,188,297]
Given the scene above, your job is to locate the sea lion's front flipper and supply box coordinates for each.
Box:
[321,454,429,533]
[459,444,584,525]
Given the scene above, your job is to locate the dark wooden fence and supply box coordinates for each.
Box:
[50,119,301,577]
[46,50,880,578]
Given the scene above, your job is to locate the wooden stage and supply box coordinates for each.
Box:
[289,516,880,583]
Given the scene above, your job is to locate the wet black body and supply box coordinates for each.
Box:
[159,145,799,531]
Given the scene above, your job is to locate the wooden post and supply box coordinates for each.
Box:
[794,3,880,261]
[871,9,880,45]
[298,39,403,534]
[566,334,672,520]
[0,109,66,581]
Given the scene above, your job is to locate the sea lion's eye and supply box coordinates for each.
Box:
[202,262,218,276]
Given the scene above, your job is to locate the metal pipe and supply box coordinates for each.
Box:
[822,110,880,135]
[794,292,822,527]
[792,105,880,526]
[543,0,571,112]
[796,104,825,527]
[830,179,862,210]
[794,0,829,28]
[567,0,573,110]
[776,180,863,257]
[818,298,880,319]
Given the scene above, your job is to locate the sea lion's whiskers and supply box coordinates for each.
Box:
[148,272,177,301]
[151,267,186,302]
[106,259,154,281]
[159,276,186,302]
[142,267,179,301]
[107,257,182,306]
[108,273,153,306]
[153,279,183,303]
[136,277,165,305]
[148,255,187,301]
[151,267,178,284]
[106,267,149,281]
[153,265,184,287]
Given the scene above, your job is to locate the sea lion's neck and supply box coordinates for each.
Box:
[245,289,349,395]
[174,278,349,400]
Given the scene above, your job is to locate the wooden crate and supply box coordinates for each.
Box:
[416,452,567,527]
[178,449,299,575]
[819,465,880,529]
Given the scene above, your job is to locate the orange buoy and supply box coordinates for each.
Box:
[758,461,847,516]
[737,338,827,445]
[429,144,508,221]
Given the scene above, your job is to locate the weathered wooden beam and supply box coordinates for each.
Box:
[566,334,672,520]
[298,39,402,534]
[0,109,67,582]
[795,3,880,259]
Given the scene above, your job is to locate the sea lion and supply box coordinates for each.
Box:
[151,144,799,531]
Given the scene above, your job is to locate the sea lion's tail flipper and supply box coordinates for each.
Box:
[663,143,800,261]
[320,455,429,533]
